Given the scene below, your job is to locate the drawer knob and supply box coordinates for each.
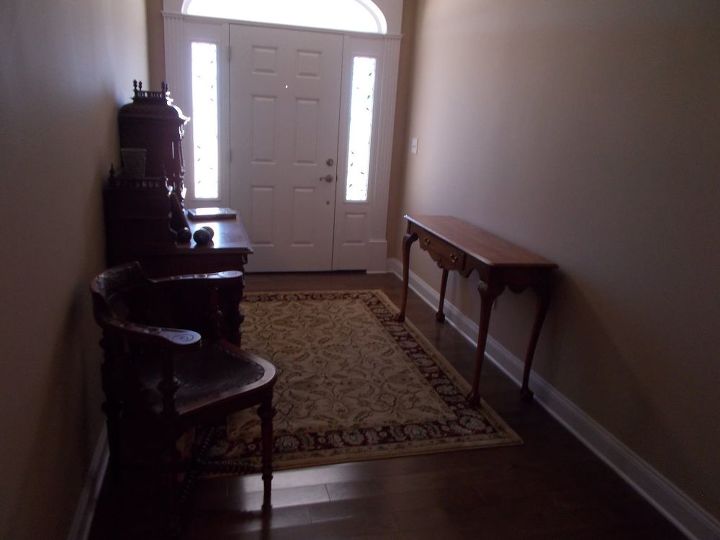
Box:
[450,253,458,263]
[422,237,431,246]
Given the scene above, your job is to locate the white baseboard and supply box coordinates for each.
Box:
[387,257,720,540]
[67,426,109,540]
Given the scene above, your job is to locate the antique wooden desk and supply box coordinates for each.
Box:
[139,213,254,277]
[103,171,254,277]
[118,213,253,346]
[397,215,558,404]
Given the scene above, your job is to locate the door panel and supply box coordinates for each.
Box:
[230,25,343,271]
[250,187,275,244]
[250,96,277,162]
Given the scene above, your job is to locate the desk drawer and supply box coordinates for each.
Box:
[418,232,465,270]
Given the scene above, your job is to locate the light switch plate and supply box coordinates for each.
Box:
[410,137,418,154]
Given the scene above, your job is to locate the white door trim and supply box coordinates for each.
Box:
[163,5,401,271]
[332,35,399,270]
[165,18,230,207]
[164,0,404,36]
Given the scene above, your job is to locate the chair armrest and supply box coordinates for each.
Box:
[143,270,244,345]
[104,318,202,349]
[150,270,243,289]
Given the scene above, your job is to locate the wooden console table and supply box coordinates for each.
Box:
[397,215,558,404]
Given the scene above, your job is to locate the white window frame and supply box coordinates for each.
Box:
[183,0,388,34]
[166,19,230,206]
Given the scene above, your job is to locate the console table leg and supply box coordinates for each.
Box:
[468,281,503,406]
[397,232,418,322]
[436,268,449,322]
[521,285,552,401]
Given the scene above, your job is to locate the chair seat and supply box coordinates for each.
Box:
[135,342,277,425]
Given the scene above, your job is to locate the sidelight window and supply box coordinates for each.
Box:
[345,56,377,202]
[191,41,219,199]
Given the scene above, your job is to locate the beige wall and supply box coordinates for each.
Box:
[387,1,417,256]
[0,2,148,538]
[391,0,720,519]
[146,0,166,86]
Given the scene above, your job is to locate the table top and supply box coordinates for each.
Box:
[406,214,556,269]
[177,212,253,255]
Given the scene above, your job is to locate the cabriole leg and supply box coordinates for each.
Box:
[436,268,449,322]
[397,231,418,322]
[521,284,552,400]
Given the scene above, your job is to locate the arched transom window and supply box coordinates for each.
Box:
[184,0,388,34]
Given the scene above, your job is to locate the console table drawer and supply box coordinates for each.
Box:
[418,232,465,270]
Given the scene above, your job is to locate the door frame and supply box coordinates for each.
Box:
[162,0,402,271]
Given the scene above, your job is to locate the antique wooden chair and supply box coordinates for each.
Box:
[90,262,277,518]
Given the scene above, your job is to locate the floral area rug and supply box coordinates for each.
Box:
[204,290,521,471]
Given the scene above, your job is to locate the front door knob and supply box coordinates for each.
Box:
[319,174,334,183]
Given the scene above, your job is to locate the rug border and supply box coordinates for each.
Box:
[368,289,522,444]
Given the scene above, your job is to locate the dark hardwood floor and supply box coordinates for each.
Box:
[89,272,684,539]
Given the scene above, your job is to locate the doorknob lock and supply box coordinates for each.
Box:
[326,158,335,166]
[319,174,334,183]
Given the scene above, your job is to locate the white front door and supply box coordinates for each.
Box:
[229,25,343,271]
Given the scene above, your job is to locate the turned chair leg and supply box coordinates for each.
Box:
[258,394,275,512]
